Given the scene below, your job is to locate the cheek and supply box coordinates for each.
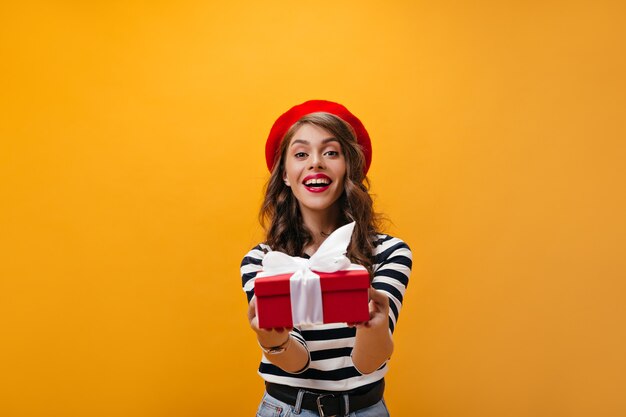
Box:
[337,164,348,183]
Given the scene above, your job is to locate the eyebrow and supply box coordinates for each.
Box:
[290,138,339,147]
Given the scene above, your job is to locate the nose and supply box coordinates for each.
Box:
[309,152,325,170]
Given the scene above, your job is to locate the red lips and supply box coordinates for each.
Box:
[302,173,332,193]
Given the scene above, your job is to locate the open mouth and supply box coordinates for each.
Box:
[302,175,332,192]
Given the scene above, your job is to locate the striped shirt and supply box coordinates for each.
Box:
[241,234,412,391]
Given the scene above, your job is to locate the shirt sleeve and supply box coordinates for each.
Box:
[371,236,412,333]
[240,244,270,302]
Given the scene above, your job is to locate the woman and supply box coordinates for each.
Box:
[241,100,412,416]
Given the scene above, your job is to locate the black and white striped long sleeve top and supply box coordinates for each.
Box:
[241,234,412,391]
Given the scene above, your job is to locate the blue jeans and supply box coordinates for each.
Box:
[256,392,390,417]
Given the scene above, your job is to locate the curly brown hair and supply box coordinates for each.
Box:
[259,112,381,275]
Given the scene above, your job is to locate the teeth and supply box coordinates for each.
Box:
[305,178,330,186]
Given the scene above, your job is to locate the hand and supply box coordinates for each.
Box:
[349,287,390,330]
[247,296,292,347]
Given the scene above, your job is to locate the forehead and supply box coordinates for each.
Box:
[289,123,339,145]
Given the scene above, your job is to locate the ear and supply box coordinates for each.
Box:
[283,173,291,187]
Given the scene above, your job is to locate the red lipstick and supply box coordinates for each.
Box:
[302,173,332,193]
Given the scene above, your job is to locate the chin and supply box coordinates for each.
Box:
[300,199,342,214]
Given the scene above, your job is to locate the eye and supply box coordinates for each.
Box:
[294,152,308,158]
[324,150,340,157]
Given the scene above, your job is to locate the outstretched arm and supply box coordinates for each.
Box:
[351,287,394,374]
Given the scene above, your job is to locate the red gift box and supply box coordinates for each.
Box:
[254,269,370,329]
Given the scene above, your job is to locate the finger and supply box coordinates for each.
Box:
[353,321,370,329]
[247,297,257,321]
[250,315,259,331]
[369,287,389,307]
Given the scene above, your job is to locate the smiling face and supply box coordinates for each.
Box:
[283,123,347,217]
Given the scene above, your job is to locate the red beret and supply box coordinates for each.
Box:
[265,100,372,174]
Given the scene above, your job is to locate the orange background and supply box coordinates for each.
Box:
[1,1,625,416]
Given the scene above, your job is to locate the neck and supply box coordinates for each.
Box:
[300,205,342,254]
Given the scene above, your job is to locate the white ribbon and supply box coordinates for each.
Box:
[258,222,356,326]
